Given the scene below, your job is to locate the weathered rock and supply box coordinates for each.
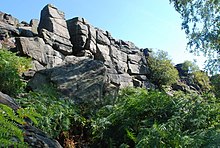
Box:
[38,4,73,55]
[32,60,46,71]
[172,82,190,92]
[23,70,36,80]
[0,20,19,49]
[0,92,62,148]
[0,91,19,110]
[30,19,39,35]
[0,11,19,26]
[38,4,68,37]
[21,125,62,148]
[0,37,16,49]
[63,55,89,64]
[67,17,89,55]
[118,73,133,88]
[95,44,111,61]
[0,21,19,37]
[16,37,47,64]
[96,29,110,45]
[29,59,107,104]
[0,4,152,103]
[18,26,34,37]
[16,37,64,68]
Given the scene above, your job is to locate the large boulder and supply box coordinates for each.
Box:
[28,58,108,104]
[38,4,73,55]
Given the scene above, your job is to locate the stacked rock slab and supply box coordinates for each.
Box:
[67,17,150,89]
[16,37,64,69]
[38,4,73,55]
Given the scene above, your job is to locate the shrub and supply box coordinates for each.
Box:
[210,74,220,98]
[92,88,175,147]
[17,85,86,139]
[0,49,31,96]
[92,88,220,147]
[192,71,211,91]
[0,104,40,147]
[147,50,179,89]
[181,60,200,74]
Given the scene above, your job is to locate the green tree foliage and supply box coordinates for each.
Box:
[182,60,200,74]
[210,74,220,98]
[0,49,31,96]
[92,88,220,147]
[192,70,211,91]
[180,60,211,92]
[0,104,40,147]
[169,0,220,73]
[147,50,179,89]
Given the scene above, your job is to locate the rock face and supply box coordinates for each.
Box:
[38,4,73,55]
[0,91,62,148]
[67,17,150,90]
[0,4,153,103]
[16,37,64,69]
[29,58,107,104]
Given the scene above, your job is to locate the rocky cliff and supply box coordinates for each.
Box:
[0,4,209,147]
[1,4,152,104]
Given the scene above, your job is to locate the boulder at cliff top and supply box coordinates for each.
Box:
[38,4,73,55]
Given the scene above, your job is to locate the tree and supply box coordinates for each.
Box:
[210,74,220,98]
[169,0,220,73]
[147,50,179,89]
[182,60,200,74]
[192,70,211,91]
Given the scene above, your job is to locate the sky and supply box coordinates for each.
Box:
[1,0,206,68]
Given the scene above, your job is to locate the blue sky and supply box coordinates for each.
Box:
[1,0,206,68]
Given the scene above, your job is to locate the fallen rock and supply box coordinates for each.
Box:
[0,91,19,110]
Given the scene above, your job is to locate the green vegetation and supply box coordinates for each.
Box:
[192,70,211,91]
[0,104,39,147]
[0,49,31,96]
[0,47,219,147]
[17,86,86,139]
[211,74,220,98]
[181,60,200,74]
[147,50,179,89]
[169,0,220,73]
[180,60,211,92]
[92,88,220,147]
